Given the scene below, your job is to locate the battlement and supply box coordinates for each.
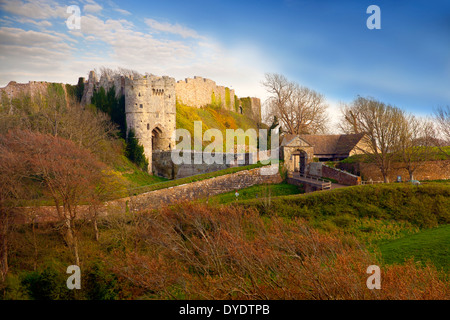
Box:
[175,76,236,111]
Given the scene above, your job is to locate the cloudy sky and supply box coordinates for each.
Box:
[0,0,449,123]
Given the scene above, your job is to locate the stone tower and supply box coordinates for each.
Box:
[124,75,176,172]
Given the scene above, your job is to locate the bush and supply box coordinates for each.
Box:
[21,265,76,300]
[83,261,119,300]
[107,202,449,299]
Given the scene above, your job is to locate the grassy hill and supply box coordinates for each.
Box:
[236,182,450,272]
[176,101,264,150]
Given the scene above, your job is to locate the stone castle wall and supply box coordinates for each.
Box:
[152,150,259,179]
[3,71,262,175]
[176,76,235,111]
[0,81,68,102]
[176,77,262,123]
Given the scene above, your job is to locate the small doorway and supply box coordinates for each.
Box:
[293,150,307,174]
[152,127,163,150]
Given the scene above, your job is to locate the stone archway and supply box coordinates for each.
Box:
[152,126,164,150]
[293,149,307,174]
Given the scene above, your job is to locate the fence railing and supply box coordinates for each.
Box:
[288,172,332,190]
[360,180,384,185]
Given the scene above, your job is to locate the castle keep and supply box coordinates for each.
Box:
[80,71,261,173]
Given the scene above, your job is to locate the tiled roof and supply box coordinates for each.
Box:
[282,133,365,156]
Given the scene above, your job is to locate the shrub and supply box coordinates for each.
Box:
[21,265,76,300]
[108,202,449,300]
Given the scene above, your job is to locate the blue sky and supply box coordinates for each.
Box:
[0,0,449,122]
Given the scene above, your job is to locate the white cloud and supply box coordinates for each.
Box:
[0,0,66,20]
[114,8,131,15]
[145,18,201,39]
[10,17,53,27]
[84,3,102,14]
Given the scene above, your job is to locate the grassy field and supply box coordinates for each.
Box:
[238,183,450,228]
[200,182,304,204]
[113,155,168,187]
[379,224,450,272]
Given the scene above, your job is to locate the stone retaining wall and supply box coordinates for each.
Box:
[337,160,450,182]
[17,166,282,224]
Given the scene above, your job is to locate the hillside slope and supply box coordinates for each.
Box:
[176,102,265,150]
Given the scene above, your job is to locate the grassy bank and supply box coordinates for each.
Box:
[239,183,450,229]
[379,224,450,272]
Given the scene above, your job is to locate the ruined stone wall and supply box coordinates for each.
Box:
[81,71,125,105]
[237,96,261,123]
[176,76,235,111]
[0,81,67,101]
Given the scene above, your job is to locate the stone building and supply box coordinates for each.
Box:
[281,133,368,174]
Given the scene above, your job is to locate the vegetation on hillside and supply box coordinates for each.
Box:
[176,101,263,150]
[239,183,450,229]
[1,202,448,300]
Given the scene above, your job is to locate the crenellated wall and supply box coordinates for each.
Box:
[176,76,236,111]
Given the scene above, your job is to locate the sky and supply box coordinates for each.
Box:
[0,0,449,127]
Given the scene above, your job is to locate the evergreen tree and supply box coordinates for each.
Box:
[75,77,85,103]
[125,129,149,171]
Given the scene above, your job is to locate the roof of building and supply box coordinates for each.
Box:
[282,133,366,156]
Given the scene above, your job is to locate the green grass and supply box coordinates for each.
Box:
[239,183,450,227]
[113,155,168,187]
[379,224,450,272]
[201,182,303,204]
[237,183,450,245]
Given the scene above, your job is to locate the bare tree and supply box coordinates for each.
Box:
[434,106,450,142]
[262,73,329,134]
[398,115,436,180]
[0,141,29,281]
[340,96,407,182]
[3,130,106,265]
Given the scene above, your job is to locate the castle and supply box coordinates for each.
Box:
[80,71,262,173]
